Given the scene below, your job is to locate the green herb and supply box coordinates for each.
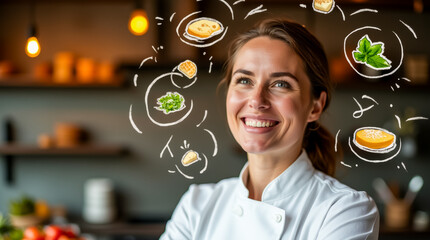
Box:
[155,92,185,114]
[352,35,392,70]
[9,195,35,216]
[0,214,23,240]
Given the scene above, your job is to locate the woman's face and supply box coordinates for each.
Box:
[226,36,324,155]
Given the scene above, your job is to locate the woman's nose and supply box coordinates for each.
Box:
[248,87,270,110]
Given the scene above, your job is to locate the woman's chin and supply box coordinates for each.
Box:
[239,142,269,154]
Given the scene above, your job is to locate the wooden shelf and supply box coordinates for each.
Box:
[1,144,127,185]
[0,144,126,156]
[0,75,126,89]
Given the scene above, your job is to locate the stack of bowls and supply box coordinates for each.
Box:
[83,178,116,224]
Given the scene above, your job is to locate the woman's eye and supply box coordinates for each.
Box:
[273,80,291,89]
[236,77,251,85]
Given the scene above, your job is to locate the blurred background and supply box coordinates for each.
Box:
[1,0,429,239]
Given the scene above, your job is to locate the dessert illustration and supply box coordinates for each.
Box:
[354,127,396,150]
[181,150,201,166]
[178,60,197,79]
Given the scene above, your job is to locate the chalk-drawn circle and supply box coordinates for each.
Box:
[344,26,403,79]
[169,66,198,89]
[145,72,194,126]
[348,137,402,163]
[176,11,229,48]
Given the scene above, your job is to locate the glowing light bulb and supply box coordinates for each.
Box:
[128,9,149,36]
[25,36,41,58]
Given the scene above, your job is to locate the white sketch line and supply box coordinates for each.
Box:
[401,77,411,82]
[337,5,345,21]
[220,0,234,20]
[335,129,341,152]
[170,66,182,89]
[152,45,158,53]
[350,8,378,16]
[154,57,157,63]
[340,161,352,168]
[157,23,162,26]
[244,4,267,19]
[175,164,194,179]
[168,170,176,173]
[209,56,213,61]
[344,27,403,79]
[209,62,213,73]
[395,115,402,129]
[155,17,164,20]
[233,0,245,5]
[299,4,306,8]
[204,129,218,157]
[362,95,379,105]
[160,135,174,158]
[139,56,154,69]
[401,162,408,172]
[133,74,139,87]
[200,153,208,174]
[353,97,375,119]
[145,72,194,127]
[184,77,198,89]
[406,116,428,121]
[391,86,395,91]
[129,104,143,134]
[399,19,417,39]
[196,110,208,127]
[395,83,400,88]
[169,12,176,22]
[348,137,402,163]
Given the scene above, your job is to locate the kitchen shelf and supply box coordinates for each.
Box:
[0,144,126,156]
[1,144,127,185]
[0,76,126,89]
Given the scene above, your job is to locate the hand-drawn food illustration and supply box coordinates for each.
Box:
[313,0,335,14]
[353,127,396,152]
[178,60,197,79]
[181,150,201,166]
[352,35,392,70]
[185,17,224,40]
[155,92,185,114]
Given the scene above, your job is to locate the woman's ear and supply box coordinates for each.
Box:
[307,91,327,123]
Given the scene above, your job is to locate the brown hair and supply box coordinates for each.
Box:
[220,18,338,176]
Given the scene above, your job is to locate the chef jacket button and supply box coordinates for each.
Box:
[274,214,282,223]
[233,206,243,217]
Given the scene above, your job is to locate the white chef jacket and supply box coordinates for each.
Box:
[160,151,379,240]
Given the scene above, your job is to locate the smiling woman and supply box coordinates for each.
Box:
[161,18,380,240]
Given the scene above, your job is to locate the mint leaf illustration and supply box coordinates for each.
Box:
[352,35,392,70]
[155,92,185,114]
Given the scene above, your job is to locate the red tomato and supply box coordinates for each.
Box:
[45,225,63,240]
[58,235,70,240]
[24,226,45,240]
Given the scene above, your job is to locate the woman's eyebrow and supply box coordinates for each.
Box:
[270,72,298,82]
[233,69,254,76]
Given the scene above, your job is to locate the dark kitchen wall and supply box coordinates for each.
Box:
[1,0,429,221]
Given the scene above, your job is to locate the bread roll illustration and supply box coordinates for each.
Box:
[313,0,335,13]
[355,128,395,150]
[185,17,223,40]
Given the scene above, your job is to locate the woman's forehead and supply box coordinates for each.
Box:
[232,36,304,74]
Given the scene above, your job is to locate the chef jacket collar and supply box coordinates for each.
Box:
[237,150,315,203]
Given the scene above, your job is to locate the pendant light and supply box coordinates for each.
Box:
[25,1,41,58]
[128,0,149,36]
